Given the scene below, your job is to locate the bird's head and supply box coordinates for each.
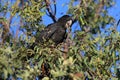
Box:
[58,15,76,28]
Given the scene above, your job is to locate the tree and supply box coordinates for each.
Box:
[0,0,119,79]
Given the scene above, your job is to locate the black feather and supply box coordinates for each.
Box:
[36,15,75,45]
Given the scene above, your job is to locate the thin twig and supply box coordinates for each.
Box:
[44,0,57,22]
[53,0,56,15]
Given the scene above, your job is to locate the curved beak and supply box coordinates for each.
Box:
[65,20,72,28]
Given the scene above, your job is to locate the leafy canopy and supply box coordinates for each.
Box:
[0,0,120,80]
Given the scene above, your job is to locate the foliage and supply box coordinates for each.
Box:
[0,0,120,80]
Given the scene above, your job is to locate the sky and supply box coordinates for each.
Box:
[108,0,120,21]
[108,0,120,31]
[42,0,120,32]
[1,0,120,37]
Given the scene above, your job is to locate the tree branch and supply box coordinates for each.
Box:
[44,0,57,22]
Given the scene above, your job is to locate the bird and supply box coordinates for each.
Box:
[35,15,76,45]
[28,15,76,79]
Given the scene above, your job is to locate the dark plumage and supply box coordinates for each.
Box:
[28,15,76,79]
[36,15,75,45]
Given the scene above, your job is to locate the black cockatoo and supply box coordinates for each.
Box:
[29,15,76,79]
[35,15,76,45]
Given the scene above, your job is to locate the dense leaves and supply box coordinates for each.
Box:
[0,0,120,80]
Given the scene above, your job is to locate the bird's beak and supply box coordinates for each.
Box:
[65,20,73,28]
[65,15,77,28]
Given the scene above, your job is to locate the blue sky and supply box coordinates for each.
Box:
[108,0,120,31]
[1,0,120,36]
[108,0,120,20]
[42,0,120,32]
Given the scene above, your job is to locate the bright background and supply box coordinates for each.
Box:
[42,0,120,31]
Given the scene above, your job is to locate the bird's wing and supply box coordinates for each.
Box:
[39,23,57,42]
